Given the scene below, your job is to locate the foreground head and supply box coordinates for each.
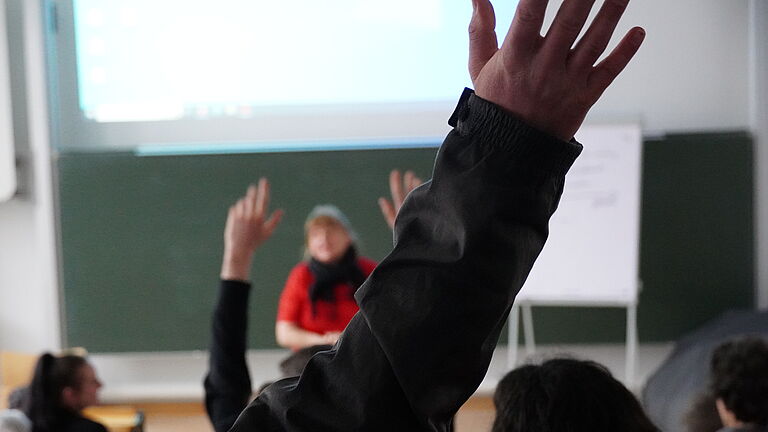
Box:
[710,336,768,428]
[24,353,102,429]
[492,358,658,432]
[304,205,356,264]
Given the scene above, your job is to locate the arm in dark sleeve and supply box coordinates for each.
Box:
[356,91,582,421]
[231,90,582,432]
[204,279,253,432]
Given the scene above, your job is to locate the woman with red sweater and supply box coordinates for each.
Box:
[275,205,377,350]
[204,172,420,432]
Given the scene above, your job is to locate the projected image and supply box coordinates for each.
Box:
[73,0,517,123]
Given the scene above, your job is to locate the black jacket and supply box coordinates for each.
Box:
[204,279,253,432]
[213,89,582,432]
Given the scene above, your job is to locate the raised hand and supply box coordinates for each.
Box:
[378,169,423,229]
[469,0,645,141]
[221,178,284,281]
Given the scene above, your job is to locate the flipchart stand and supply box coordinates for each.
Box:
[506,281,641,386]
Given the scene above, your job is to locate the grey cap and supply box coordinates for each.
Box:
[304,204,357,243]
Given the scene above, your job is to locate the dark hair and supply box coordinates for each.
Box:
[492,358,659,432]
[710,336,768,426]
[22,353,88,432]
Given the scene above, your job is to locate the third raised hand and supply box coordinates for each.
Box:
[223,178,284,266]
[378,169,423,230]
[469,0,645,142]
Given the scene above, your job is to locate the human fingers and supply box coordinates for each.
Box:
[468,0,498,81]
[389,170,405,209]
[543,0,597,61]
[403,171,414,194]
[324,332,341,344]
[244,184,257,217]
[224,205,236,235]
[408,173,422,193]
[586,26,644,103]
[378,197,396,228]
[254,177,269,218]
[504,0,548,51]
[234,198,246,220]
[402,170,417,195]
[570,0,630,71]
[263,209,284,237]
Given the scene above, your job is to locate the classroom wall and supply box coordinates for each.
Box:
[0,0,60,352]
[752,1,768,309]
[0,0,763,354]
[574,0,750,133]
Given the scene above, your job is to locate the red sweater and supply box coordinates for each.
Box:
[276,258,377,335]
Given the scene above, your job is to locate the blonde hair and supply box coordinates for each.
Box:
[303,215,355,260]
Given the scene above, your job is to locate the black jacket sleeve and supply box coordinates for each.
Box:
[230,90,583,432]
[204,279,253,432]
[65,416,108,432]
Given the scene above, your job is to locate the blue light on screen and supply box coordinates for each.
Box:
[73,0,517,123]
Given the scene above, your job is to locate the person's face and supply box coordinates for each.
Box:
[63,364,102,411]
[307,221,352,264]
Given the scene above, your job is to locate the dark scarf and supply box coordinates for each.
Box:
[308,246,366,316]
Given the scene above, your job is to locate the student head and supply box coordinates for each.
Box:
[492,358,659,432]
[710,336,768,429]
[23,353,102,429]
[304,205,357,264]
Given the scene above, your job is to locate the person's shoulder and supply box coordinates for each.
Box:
[66,416,107,432]
[0,409,31,432]
[284,261,313,287]
[288,261,312,277]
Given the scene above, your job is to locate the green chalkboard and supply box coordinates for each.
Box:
[57,147,439,352]
[56,131,754,352]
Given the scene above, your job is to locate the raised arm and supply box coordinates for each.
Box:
[232,0,643,430]
[204,179,282,432]
[469,0,644,141]
[220,179,283,281]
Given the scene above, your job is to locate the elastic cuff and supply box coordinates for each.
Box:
[450,89,583,177]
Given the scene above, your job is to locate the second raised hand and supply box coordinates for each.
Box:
[221,178,284,281]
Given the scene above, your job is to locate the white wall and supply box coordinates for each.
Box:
[581,0,751,132]
[0,0,60,353]
[0,0,761,392]
[753,0,768,309]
